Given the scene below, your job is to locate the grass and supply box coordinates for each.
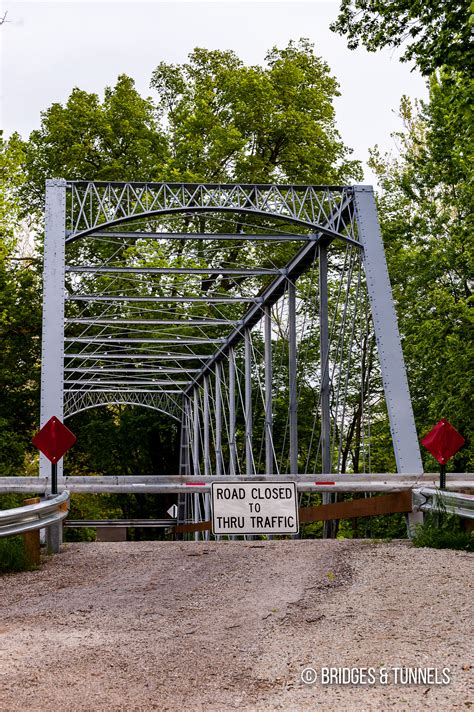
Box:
[413,513,473,552]
[0,536,36,573]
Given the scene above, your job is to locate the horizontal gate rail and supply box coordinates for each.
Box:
[1,475,472,494]
[0,492,70,538]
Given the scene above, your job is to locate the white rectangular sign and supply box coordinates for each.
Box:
[211,481,298,535]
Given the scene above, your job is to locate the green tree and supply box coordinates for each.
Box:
[152,40,361,184]
[0,133,41,476]
[369,77,473,470]
[23,74,168,213]
[330,0,473,76]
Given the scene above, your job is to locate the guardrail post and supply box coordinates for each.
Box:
[46,494,63,554]
[408,492,424,538]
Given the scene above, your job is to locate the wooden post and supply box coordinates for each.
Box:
[23,497,41,566]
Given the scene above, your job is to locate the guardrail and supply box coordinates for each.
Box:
[413,488,474,520]
[0,492,70,538]
[64,518,176,528]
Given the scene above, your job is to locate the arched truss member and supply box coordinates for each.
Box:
[63,390,182,422]
[40,180,422,532]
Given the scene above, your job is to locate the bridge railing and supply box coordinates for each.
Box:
[0,491,70,538]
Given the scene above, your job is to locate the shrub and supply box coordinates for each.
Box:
[0,536,35,573]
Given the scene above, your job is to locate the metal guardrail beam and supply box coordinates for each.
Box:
[413,487,474,519]
[64,519,176,527]
[0,492,70,538]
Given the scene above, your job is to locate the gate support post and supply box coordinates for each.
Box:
[353,186,423,536]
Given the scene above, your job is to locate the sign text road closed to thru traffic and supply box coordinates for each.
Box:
[211,482,298,535]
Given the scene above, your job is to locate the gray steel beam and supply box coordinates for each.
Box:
[63,389,185,394]
[185,195,356,394]
[192,389,200,477]
[319,242,331,476]
[64,367,199,373]
[65,266,280,275]
[319,241,334,538]
[65,319,240,326]
[229,347,237,476]
[40,179,67,484]
[288,280,298,475]
[215,362,222,477]
[68,180,345,189]
[65,338,224,344]
[65,295,257,303]
[80,232,305,242]
[353,186,423,474]
[203,376,210,478]
[264,306,273,475]
[244,329,253,476]
[64,380,191,386]
[64,354,211,360]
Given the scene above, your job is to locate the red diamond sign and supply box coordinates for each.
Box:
[32,416,76,464]
[421,419,465,465]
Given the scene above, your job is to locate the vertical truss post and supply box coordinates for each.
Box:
[244,329,253,475]
[229,347,237,476]
[192,389,200,476]
[203,375,211,539]
[215,361,222,476]
[40,179,67,484]
[353,186,423,535]
[264,305,273,475]
[288,280,298,475]
[177,398,190,528]
[319,241,335,538]
[203,376,210,477]
[192,389,200,540]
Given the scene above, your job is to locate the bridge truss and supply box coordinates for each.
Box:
[40,180,423,534]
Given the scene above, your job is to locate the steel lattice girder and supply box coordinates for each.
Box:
[66,182,352,239]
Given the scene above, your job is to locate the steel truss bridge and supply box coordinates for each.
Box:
[38,180,425,536]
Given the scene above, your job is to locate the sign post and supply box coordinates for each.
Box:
[211,482,298,537]
[32,416,76,494]
[32,416,76,553]
[421,419,465,491]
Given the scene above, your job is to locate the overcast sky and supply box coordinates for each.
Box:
[1,0,429,185]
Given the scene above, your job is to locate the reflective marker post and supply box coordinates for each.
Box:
[32,416,76,552]
[51,462,58,496]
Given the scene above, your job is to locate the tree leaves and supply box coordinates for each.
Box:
[331,0,473,76]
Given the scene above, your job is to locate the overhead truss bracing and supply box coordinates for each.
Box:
[40,180,422,527]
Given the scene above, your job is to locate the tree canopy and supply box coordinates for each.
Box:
[330,0,473,75]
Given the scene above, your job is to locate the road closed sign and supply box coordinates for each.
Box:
[211,482,298,536]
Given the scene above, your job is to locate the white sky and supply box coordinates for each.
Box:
[1,0,428,185]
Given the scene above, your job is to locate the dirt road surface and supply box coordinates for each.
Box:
[0,540,472,711]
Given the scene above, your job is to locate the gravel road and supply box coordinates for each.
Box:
[0,540,472,711]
